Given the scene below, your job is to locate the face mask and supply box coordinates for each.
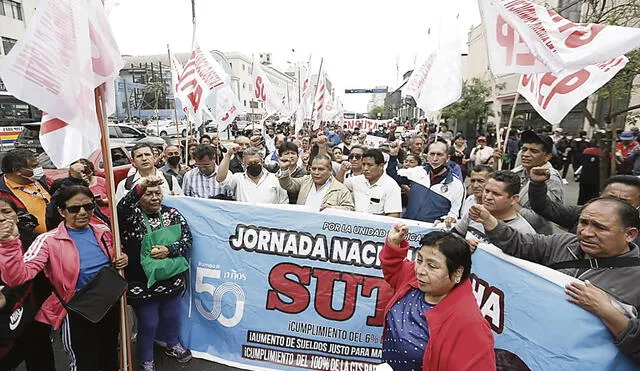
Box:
[246,164,262,177]
[429,164,446,174]
[31,167,44,179]
[167,156,181,167]
[328,130,335,135]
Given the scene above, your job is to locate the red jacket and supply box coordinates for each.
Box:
[0,222,113,330]
[381,239,496,371]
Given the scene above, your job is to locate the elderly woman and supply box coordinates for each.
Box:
[118,175,192,371]
[381,225,495,370]
[0,185,128,370]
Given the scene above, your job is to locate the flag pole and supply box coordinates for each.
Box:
[167,44,183,148]
[94,88,133,371]
[309,58,323,134]
[500,92,519,170]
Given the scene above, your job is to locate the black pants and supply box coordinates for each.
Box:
[0,320,55,371]
[61,307,119,371]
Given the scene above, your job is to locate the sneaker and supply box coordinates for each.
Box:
[165,343,192,363]
[562,178,569,185]
[140,361,155,371]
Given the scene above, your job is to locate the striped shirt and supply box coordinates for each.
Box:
[182,168,229,199]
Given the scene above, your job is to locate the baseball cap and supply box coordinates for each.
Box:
[619,131,636,141]
[521,130,553,153]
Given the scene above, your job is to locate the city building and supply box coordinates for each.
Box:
[0,0,41,126]
[118,51,295,122]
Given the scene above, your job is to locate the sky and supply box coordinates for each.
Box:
[108,0,482,112]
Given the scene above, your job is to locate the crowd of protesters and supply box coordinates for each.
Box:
[1,118,640,370]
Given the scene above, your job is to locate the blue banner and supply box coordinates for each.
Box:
[163,197,637,371]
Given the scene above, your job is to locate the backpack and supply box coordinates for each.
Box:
[124,172,174,192]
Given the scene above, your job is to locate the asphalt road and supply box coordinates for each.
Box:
[16,170,581,371]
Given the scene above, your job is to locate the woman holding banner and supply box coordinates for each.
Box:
[0,185,128,371]
[118,175,193,371]
[381,226,495,370]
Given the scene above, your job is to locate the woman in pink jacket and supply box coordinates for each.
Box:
[0,185,128,371]
[381,224,495,370]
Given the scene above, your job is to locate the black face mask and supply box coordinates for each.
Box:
[429,164,446,174]
[246,164,262,177]
[167,156,181,167]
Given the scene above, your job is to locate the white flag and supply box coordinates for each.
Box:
[176,42,228,128]
[252,59,285,119]
[404,15,462,113]
[480,0,640,75]
[0,0,123,167]
[518,56,628,123]
[214,85,241,133]
[294,61,313,134]
[312,62,327,130]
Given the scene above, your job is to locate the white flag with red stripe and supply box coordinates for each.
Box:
[518,56,628,123]
[0,0,123,167]
[312,62,327,130]
[214,85,241,133]
[176,42,228,128]
[252,59,285,119]
[480,0,640,75]
[294,60,313,134]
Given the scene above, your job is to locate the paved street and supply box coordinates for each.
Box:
[17,170,581,371]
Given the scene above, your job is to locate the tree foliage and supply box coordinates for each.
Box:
[369,105,387,119]
[442,78,496,127]
[580,0,640,126]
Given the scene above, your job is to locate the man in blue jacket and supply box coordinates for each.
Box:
[387,140,464,223]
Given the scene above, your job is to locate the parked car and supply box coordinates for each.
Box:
[39,144,134,185]
[14,123,165,153]
[145,120,195,137]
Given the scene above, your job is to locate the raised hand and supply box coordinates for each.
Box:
[387,223,409,248]
[529,166,550,183]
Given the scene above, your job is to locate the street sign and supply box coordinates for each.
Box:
[345,88,388,94]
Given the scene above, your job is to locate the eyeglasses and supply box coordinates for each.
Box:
[65,203,95,214]
[348,154,362,160]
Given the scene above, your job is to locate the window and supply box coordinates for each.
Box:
[244,100,246,107]
[108,126,118,138]
[2,37,16,55]
[0,79,5,91]
[0,102,29,119]
[111,148,130,167]
[1,1,22,20]
[229,63,232,68]
[118,126,142,138]
[242,82,246,89]
[242,64,245,71]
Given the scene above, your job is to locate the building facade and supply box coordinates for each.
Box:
[118,51,295,122]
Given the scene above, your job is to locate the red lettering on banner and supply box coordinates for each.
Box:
[548,9,605,49]
[521,69,590,109]
[266,263,312,314]
[504,0,556,52]
[255,76,266,101]
[496,16,536,67]
[544,70,590,108]
[265,263,392,326]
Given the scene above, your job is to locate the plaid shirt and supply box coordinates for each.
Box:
[182,167,231,199]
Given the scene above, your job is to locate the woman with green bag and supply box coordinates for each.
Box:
[118,175,193,371]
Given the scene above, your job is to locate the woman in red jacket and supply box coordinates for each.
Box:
[0,185,128,371]
[381,224,495,370]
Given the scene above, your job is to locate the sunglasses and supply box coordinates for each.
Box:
[65,203,95,214]
[348,154,362,160]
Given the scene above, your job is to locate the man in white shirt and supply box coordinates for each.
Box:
[460,165,493,217]
[456,170,535,250]
[469,136,495,167]
[217,146,288,204]
[344,149,402,217]
[115,143,182,202]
